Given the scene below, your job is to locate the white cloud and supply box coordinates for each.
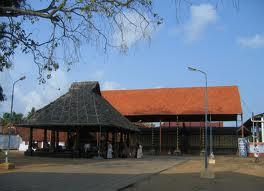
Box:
[101,81,122,90]
[168,4,217,41]
[184,4,217,41]
[113,11,154,50]
[0,67,126,116]
[0,69,70,115]
[18,89,44,113]
[238,34,264,48]
[88,70,124,90]
[91,70,104,81]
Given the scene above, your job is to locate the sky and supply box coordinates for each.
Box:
[0,0,264,122]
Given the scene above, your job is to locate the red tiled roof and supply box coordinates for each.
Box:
[102,86,242,116]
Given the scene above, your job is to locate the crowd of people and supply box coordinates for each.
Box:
[86,141,143,159]
[106,142,143,159]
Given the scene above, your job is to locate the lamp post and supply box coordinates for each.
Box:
[5,76,26,164]
[187,67,211,169]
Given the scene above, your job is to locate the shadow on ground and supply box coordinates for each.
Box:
[0,172,152,191]
[124,171,264,191]
[0,171,264,191]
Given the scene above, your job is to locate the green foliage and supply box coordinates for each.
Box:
[0,85,5,101]
[0,0,25,8]
[0,112,24,126]
[0,21,35,72]
[26,107,36,119]
[0,0,162,95]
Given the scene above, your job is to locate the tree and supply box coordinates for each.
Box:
[26,107,36,119]
[0,112,24,126]
[0,0,162,85]
[0,84,5,101]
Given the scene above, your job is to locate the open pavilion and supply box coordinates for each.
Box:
[18,82,138,158]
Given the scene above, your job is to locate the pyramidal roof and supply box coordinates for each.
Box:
[21,81,137,131]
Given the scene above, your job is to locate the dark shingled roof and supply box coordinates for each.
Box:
[21,81,138,131]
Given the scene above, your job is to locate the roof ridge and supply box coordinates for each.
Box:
[102,85,238,92]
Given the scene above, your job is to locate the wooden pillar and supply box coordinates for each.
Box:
[175,116,181,154]
[106,131,109,142]
[96,132,99,147]
[208,114,214,156]
[124,132,127,143]
[66,131,70,149]
[200,124,202,150]
[235,117,238,151]
[112,130,116,158]
[176,125,179,150]
[56,131,59,148]
[112,131,116,145]
[160,120,162,154]
[43,128,47,144]
[28,127,33,155]
[126,132,130,145]
[120,131,123,143]
[75,129,80,151]
[51,130,55,152]
[43,128,47,150]
[241,114,244,138]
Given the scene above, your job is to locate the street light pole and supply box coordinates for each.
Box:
[188,67,209,169]
[204,73,215,161]
[5,76,26,164]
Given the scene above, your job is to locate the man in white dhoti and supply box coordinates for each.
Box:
[137,144,143,159]
[84,143,91,153]
[107,142,113,159]
[254,144,260,163]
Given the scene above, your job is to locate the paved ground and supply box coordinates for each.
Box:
[124,156,264,191]
[0,151,187,191]
[2,152,263,191]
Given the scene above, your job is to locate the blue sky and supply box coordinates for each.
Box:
[0,0,264,122]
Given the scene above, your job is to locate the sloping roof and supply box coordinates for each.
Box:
[243,113,264,128]
[102,86,242,118]
[21,82,137,131]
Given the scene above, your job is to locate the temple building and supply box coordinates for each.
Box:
[17,83,244,157]
[102,86,243,154]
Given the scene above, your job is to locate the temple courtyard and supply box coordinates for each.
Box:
[0,151,264,191]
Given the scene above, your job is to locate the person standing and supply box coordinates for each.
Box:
[254,144,260,163]
[107,141,113,159]
[137,144,143,159]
